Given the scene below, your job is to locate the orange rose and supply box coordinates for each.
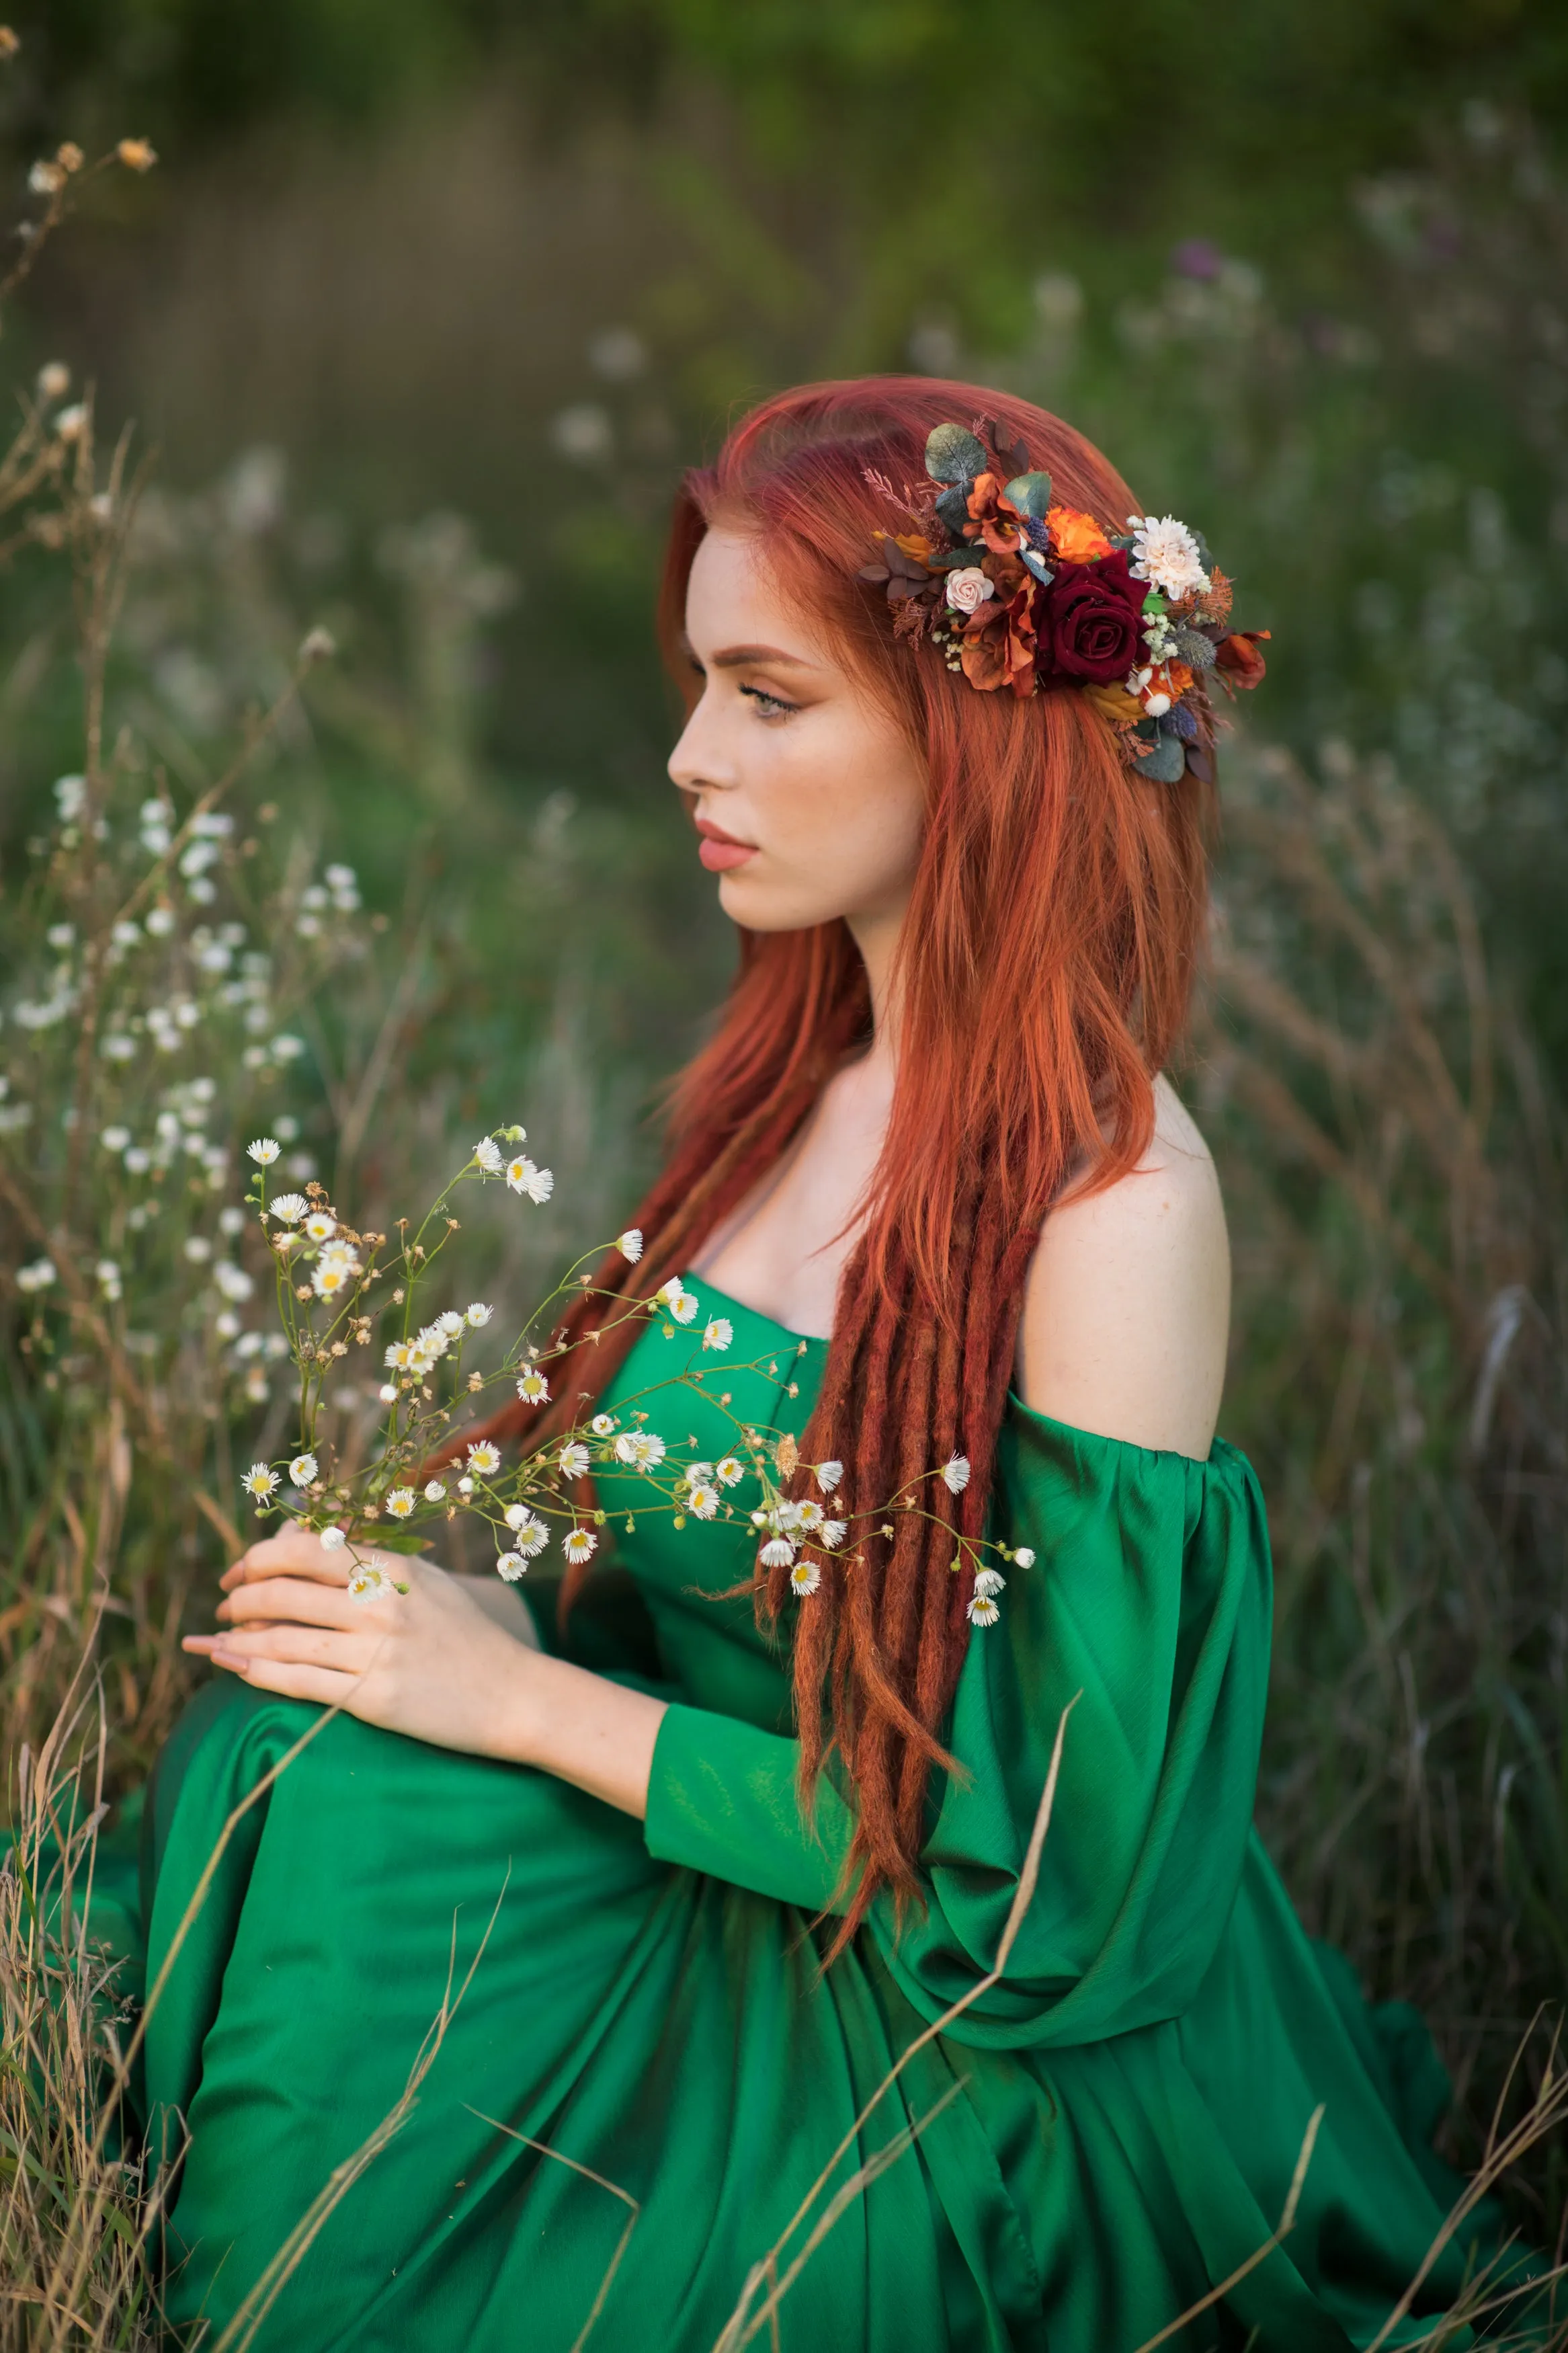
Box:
[1046,505,1113,563]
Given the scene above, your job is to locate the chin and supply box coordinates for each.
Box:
[716,871,845,932]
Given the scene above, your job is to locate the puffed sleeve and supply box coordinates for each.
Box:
[643,1400,1273,2049]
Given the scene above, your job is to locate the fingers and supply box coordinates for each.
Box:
[214,1574,372,1631]
[206,1646,362,1708]
[202,1621,378,1673]
[221,1525,356,1592]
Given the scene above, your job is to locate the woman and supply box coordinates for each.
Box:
[141,379,1491,2350]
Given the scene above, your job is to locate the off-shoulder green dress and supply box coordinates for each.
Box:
[116,1281,1494,2350]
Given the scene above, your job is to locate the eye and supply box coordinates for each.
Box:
[739,682,798,719]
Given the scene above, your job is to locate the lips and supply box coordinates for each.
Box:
[695,817,759,873]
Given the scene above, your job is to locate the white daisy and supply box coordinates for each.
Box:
[794,1498,824,1531]
[509,1514,550,1558]
[241,1462,279,1500]
[1126,513,1208,602]
[267,1192,308,1224]
[714,1455,745,1488]
[423,1480,447,1503]
[614,1429,666,1471]
[658,1277,698,1325]
[515,1368,550,1405]
[790,1558,821,1596]
[384,1341,413,1370]
[495,1552,527,1581]
[505,1155,554,1204]
[617,1228,643,1263]
[590,1412,618,1437]
[320,1526,347,1552]
[973,1566,1006,1599]
[436,1310,465,1337]
[466,1441,501,1476]
[821,1520,848,1549]
[465,1301,493,1327]
[303,1211,337,1243]
[247,1138,281,1165]
[942,1454,971,1496]
[816,1460,843,1493]
[288,1452,319,1486]
[1012,1546,1036,1569]
[563,1526,597,1566]
[759,1536,796,1568]
[347,1562,393,1602]
[967,1593,1001,1628]
[702,1316,733,1353]
[472,1138,503,1174]
[557,1441,589,1480]
[457,1476,474,1496]
[378,1383,399,1403]
[313,1259,355,1301]
[686,1481,720,1520]
[384,1486,417,1519]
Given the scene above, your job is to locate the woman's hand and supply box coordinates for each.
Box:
[183,1523,669,1815]
[184,1524,541,1760]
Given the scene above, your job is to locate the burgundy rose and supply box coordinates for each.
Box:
[1039,551,1146,684]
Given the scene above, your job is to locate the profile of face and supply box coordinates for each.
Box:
[669,528,928,938]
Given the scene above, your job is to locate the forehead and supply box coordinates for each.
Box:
[684,528,823,662]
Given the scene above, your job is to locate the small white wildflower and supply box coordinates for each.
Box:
[821,1519,848,1549]
[100,1125,132,1152]
[124,1146,151,1174]
[817,1460,843,1494]
[1012,1546,1036,1570]
[714,1455,745,1487]
[145,905,177,937]
[183,1236,212,1264]
[794,1499,824,1531]
[423,1480,446,1503]
[590,1412,617,1437]
[37,361,71,402]
[563,1527,597,1566]
[15,1257,56,1294]
[505,1154,554,1204]
[456,1476,474,1496]
[942,1453,971,1495]
[378,1383,398,1404]
[495,1552,527,1582]
[614,1429,666,1470]
[759,1536,796,1568]
[320,1526,347,1552]
[303,1211,337,1243]
[465,1301,493,1328]
[241,1462,279,1501]
[268,1192,308,1224]
[509,1515,550,1558]
[312,1259,355,1302]
[270,1034,306,1062]
[247,1138,281,1165]
[218,1206,246,1236]
[515,1368,550,1405]
[347,1561,393,1602]
[702,1316,733,1353]
[790,1558,821,1596]
[215,1263,253,1302]
[659,1278,698,1325]
[472,1138,503,1174]
[967,1593,1001,1628]
[466,1441,501,1476]
[288,1452,320,1486]
[384,1486,417,1520]
[687,1481,720,1520]
[617,1227,643,1263]
[558,1441,589,1480]
[973,1567,1006,1600]
[384,1340,413,1370]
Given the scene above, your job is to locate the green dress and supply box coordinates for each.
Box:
[115,1281,1495,2350]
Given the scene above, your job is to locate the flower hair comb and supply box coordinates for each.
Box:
[858,420,1269,783]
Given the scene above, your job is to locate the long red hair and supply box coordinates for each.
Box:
[460,377,1211,1949]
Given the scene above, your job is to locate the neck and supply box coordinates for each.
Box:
[846,902,905,1069]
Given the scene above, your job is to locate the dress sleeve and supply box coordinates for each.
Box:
[643,1400,1273,2049]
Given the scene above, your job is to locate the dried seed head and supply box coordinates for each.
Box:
[117,138,157,173]
[299,625,337,665]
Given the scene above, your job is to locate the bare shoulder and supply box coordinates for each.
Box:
[1016,1076,1231,1459]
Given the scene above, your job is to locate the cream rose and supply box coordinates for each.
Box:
[945,567,995,615]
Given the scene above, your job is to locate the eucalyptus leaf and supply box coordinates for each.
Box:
[934,484,974,536]
[1132,733,1187,784]
[1002,470,1053,519]
[1020,549,1054,585]
[925,423,989,483]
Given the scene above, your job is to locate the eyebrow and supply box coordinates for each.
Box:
[679,635,818,672]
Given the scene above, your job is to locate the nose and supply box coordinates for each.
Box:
[667,689,733,800]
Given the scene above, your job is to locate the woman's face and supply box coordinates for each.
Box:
[669,526,928,937]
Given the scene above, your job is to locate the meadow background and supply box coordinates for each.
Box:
[1,1,1567,2338]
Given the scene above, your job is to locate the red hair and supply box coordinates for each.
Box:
[459,378,1211,1950]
